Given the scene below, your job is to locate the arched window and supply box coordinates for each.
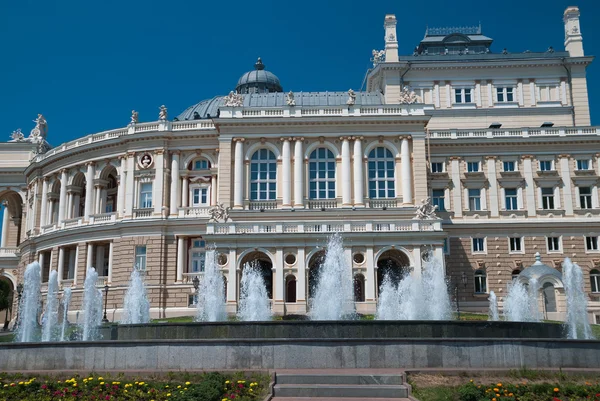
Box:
[286,275,297,303]
[368,147,395,199]
[511,269,521,281]
[542,282,556,313]
[474,269,487,293]
[591,269,600,293]
[309,148,335,199]
[250,149,276,201]
[191,159,210,170]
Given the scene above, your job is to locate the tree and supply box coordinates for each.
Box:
[0,279,12,330]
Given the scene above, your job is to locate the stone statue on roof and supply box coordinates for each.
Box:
[31,114,48,140]
[9,129,24,142]
[130,110,139,125]
[224,91,244,107]
[371,49,386,67]
[158,105,168,121]
[286,91,296,107]
[415,197,438,220]
[347,89,356,106]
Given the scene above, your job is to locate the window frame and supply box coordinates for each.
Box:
[453,87,473,104]
[496,86,515,103]
[468,188,482,211]
[432,189,446,212]
[250,149,277,201]
[431,162,445,173]
[509,237,524,254]
[190,184,211,207]
[139,182,153,209]
[541,187,555,210]
[474,269,487,294]
[585,236,599,252]
[135,246,147,271]
[547,236,562,253]
[539,160,554,172]
[472,237,486,254]
[503,160,517,172]
[591,269,600,293]
[576,159,591,171]
[504,188,518,211]
[309,148,336,200]
[466,161,480,173]
[579,186,593,209]
[367,147,396,199]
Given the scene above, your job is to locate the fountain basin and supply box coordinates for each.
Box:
[99,320,566,341]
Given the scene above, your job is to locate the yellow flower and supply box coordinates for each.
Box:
[124,390,128,393]
[222,399,229,401]
[509,393,514,397]
[73,383,77,387]
[184,388,188,390]
[100,382,104,385]
[493,388,499,392]
[185,381,191,386]
[469,379,473,382]
[98,377,103,380]
[165,385,169,388]
[3,384,8,388]
[177,385,182,389]
[167,393,171,397]
[18,382,23,385]
[250,389,253,392]
[496,394,500,397]
[88,377,93,381]
[554,388,560,392]
[497,383,502,387]
[225,381,230,384]
[492,398,497,401]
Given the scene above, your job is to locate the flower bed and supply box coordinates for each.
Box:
[0,372,268,401]
[458,380,600,401]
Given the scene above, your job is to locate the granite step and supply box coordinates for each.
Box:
[273,383,410,398]
[276,373,404,385]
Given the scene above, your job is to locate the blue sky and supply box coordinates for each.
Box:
[1,0,599,146]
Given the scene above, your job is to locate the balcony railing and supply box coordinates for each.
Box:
[0,247,19,258]
[62,217,83,228]
[89,212,117,224]
[206,219,442,235]
[307,199,338,209]
[429,127,599,140]
[369,199,398,208]
[133,208,153,219]
[248,200,277,211]
[180,206,211,217]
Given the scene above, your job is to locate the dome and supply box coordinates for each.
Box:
[519,252,563,283]
[235,58,283,94]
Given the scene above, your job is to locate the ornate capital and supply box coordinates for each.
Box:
[351,136,364,141]
[85,161,95,167]
[293,137,305,142]
[485,155,498,160]
[559,154,570,159]
[399,135,412,140]
[172,150,181,156]
[127,151,137,158]
[521,154,535,160]
[280,137,290,142]
[449,156,462,161]
[233,137,246,143]
[339,136,351,142]
[154,149,165,155]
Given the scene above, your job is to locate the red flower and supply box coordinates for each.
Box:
[41,384,48,389]
[105,396,110,400]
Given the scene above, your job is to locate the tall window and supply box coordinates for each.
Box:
[250,149,277,201]
[503,161,516,172]
[139,183,153,208]
[541,187,555,210]
[431,162,444,173]
[539,160,553,171]
[192,186,210,207]
[474,270,487,293]
[547,237,561,252]
[580,187,592,209]
[586,236,599,251]
[467,161,480,172]
[368,147,395,199]
[505,188,518,210]
[496,87,514,102]
[577,159,590,171]
[454,88,472,103]
[432,189,445,211]
[189,239,206,273]
[509,237,523,252]
[309,148,336,199]
[468,189,481,211]
[472,237,485,253]
[135,246,147,271]
[591,269,600,293]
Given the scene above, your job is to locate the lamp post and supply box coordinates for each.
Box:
[102,284,109,323]
[16,283,23,321]
[192,276,200,305]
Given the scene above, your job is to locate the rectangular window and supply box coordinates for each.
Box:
[194,160,209,170]
[467,161,480,172]
[505,188,518,210]
[541,187,555,210]
[468,189,481,211]
[139,182,153,208]
[539,160,553,171]
[474,273,487,294]
[192,187,209,207]
[454,88,472,104]
[472,237,485,253]
[191,252,205,273]
[443,238,450,255]
[432,189,445,211]
[547,237,561,252]
[503,161,516,172]
[509,237,523,252]
[431,162,444,173]
[577,159,590,170]
[496,87,514,102]
[135,246,147,271]
[586,236,599,251]
[580,187,592,209]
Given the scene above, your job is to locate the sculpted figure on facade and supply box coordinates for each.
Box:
[224,91,244,107]
[208,202,231,223]
[371,49,386,67]
[158,105,168,121]
[31,114,48,140]
[398,86,420,104]
[346,89,356,105]
[130,110,139,125]
[286,91,296,106]
[415,197,438,220]
[9,129,24,142]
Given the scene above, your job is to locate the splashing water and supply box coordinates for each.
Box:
[310,233,354,320]
[376,254,452,320]
[528,278,540,322]
[563,258,594,339]
[15,262,42,342]
[196,249,227,322]
[80,267,103,341]
[121,269,150,324]
[488,291,499,321]
[237,262,272,321]
[41,270,59,342]
[60,287,72,342]
[504,279,539,322]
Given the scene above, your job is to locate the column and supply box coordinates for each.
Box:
[176,237,185,283]
[117,157,126,217]
[451,157,462,217]
[341,137,352,206]
[486,156,499,217]
[66,192,74,219]
[107,242,114,284]
[522,155,537,216]
[73,245,79,286]
[86,243,94,269]
[169,151,180,216]
[293,138,304,208]
[30,180,39,232]
[227,248,238,304]
[84,162,95,220]
[154,150,165,215]
[125,153,135,217]
[182,175,189,208]
[353,137,364,206]
[559,154,574,216]
[94,185,102,214]
[401,136,413,204]
[365,247,375,301]
[57,247,65,285]
[275,248,284,301]
[40,178,49,227]
[1,203,9,248]
[433,81,440,108]
[412,247,422,279]
[296,247,306,304]
[517,80,525,106]
[58,169,68,223]
[233,138,244,209]
[38,251,45,269]
[210,175,217,206]
[281,138,291,207]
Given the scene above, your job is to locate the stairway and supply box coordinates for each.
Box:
[271,370,412,401]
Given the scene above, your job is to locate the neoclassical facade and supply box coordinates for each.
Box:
[1,7,599,322]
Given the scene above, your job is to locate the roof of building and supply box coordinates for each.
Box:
[176,91,385,120]
[398,50,569,61]
[519,253,563,282]
[235,58,283,94]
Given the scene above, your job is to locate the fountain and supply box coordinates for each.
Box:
[121,269,150,324]
[60,287,72,342]
[488,291,499,321]
[80,267,103,341]
[563,258,594,339]
[41,270,59,342]
[196,249,226,322]
[237,262,272,321]
[376,253,451,320]
[310,233,354,320]
[15,262,42,343]
[528,278,540,322]
[503,279,538,322]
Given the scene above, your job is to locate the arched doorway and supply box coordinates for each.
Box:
[239,251,273,299]
[354,274,365,302]
[376,249,410,295]
[285,275,297,303]
[0,190,23,247]
[542,282,557,315]
[0,276,14,330]
[99,166,118,214]
[307,250,326,299]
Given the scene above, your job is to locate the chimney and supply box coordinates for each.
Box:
[564,6,584,57]
[384,14,399,62]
